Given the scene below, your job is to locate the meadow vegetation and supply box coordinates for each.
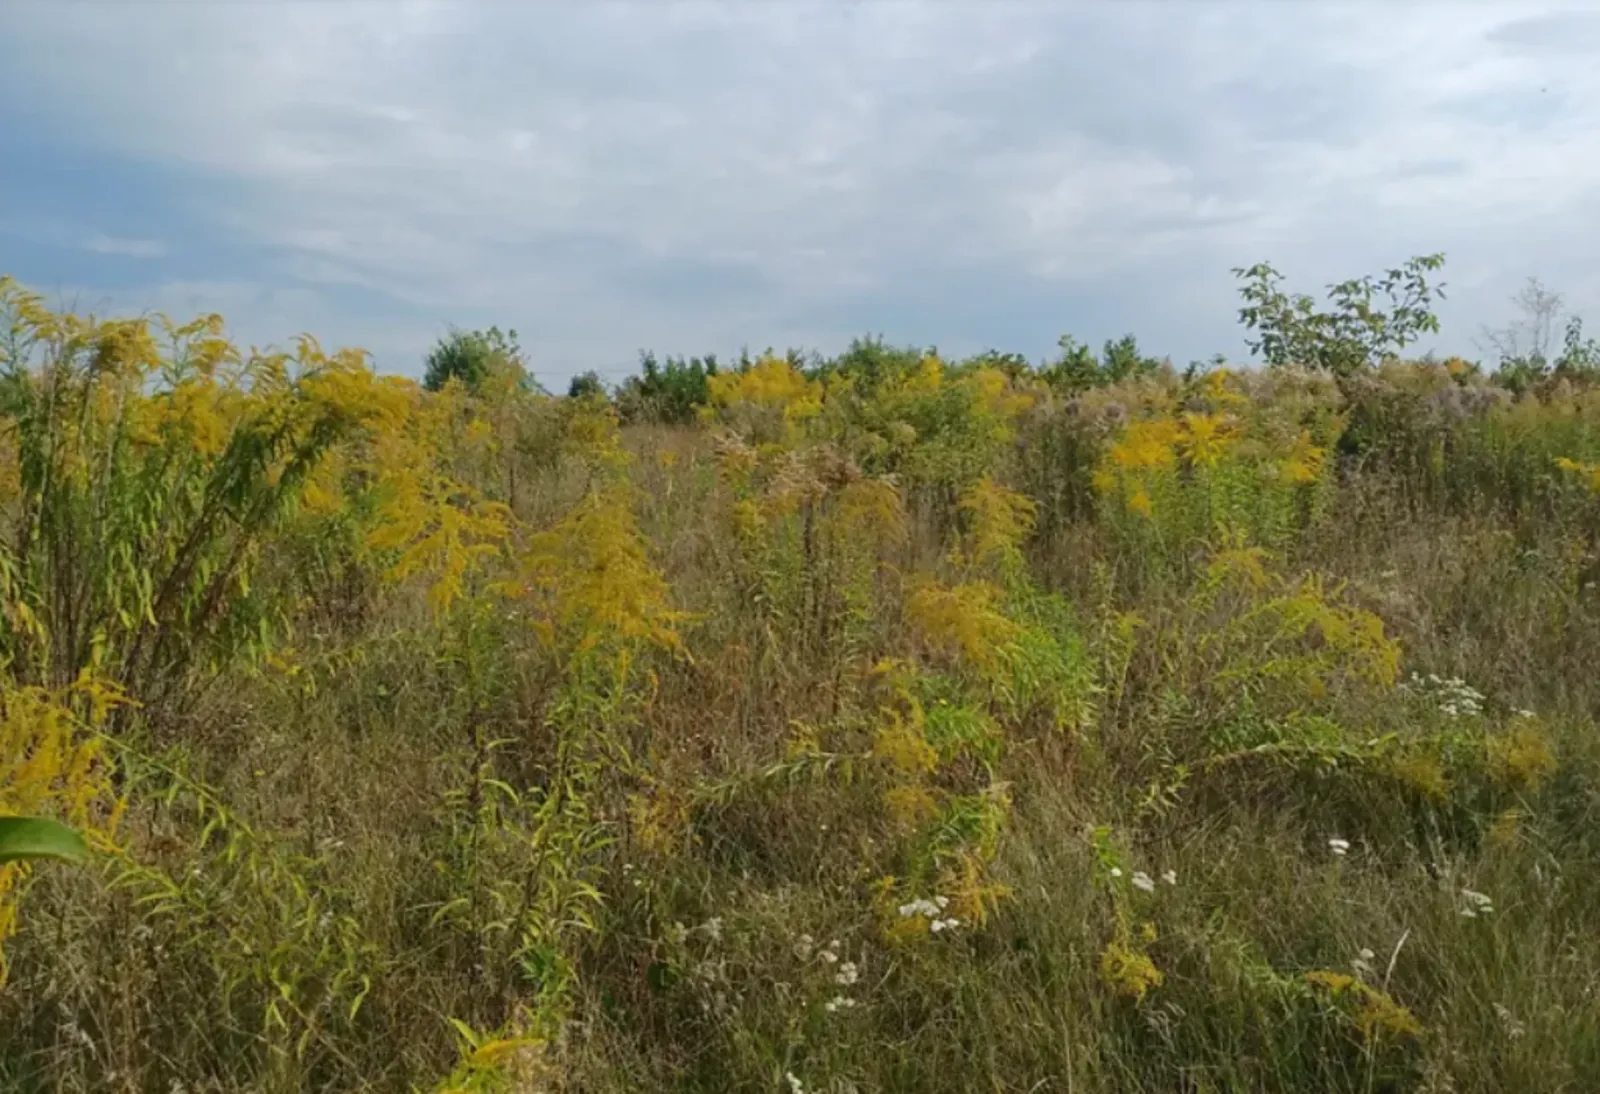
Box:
[1,257,1599,1091]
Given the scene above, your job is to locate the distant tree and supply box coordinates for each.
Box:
[1479,277,1600,392]
[615,351,719,424]
[1478,277,1563,368]
[819,336,930,391]
[1556,316,1600,381]
[423,326,528,393]
[1042,333,1162,391]
[960,349,1033,379]
[1100,334,1164,383]
[1233,253,1446,374]
[567,370,607,400]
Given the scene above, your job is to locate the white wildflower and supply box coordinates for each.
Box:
[1328,837,1351,856]
[701,917,724,942]
[1406,672,1485,718]
[929,917,961,933]
[1109,867,1123,878]
[1161,869,1178,886]
[1352,947,1376,976]
[898,896,955,925]
[835,961,859,986]
[1493,1002,1527,1039]
[1131,871,1156,893]
[786,1072,805,1093]
[825,994,857,1012]
[1459,888,1495,917]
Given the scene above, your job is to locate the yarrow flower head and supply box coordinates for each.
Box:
[1131,871,1156,893]
[1459,888,1495,918]
[1403,672,1486,718]
[1328,837,1351,856]
[897,894,961,934]
[785,1071,805,1093]
[1161,869,1178,886]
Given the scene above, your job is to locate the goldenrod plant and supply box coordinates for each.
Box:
[0,273,1598,1090]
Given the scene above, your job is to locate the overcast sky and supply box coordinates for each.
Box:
[2,2,1598,385]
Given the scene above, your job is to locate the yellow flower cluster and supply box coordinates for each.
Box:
[1555,455,1600,493]
[706,355,823,435]
[508,487,686,667]
[0,674,127,973]
[1304,970,1423,1041]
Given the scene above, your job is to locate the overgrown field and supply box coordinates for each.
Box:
[2,270,1600,1091]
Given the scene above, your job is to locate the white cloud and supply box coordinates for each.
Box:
[2,1,1599,379]
[82,234,166,259]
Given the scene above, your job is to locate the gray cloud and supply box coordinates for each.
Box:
[1,1,1598,380]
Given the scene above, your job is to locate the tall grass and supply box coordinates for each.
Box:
[2,277,1599,1091]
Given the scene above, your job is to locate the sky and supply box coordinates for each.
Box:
[2,2,1598,387]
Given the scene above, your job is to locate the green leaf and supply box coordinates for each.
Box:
[0,816,90,865]
[448,1016,483,1049]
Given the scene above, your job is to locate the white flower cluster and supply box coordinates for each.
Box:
[1111,866,1177,891]
[898,894,960,933]
[1352,946,1376,977]
[1403,672,1485,718]
[1493,1002,1527,1039]
[1459,888,1495,918]
[1328,837,1351,856]
[785,1071,805,1093]
[809,939,865,1013]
